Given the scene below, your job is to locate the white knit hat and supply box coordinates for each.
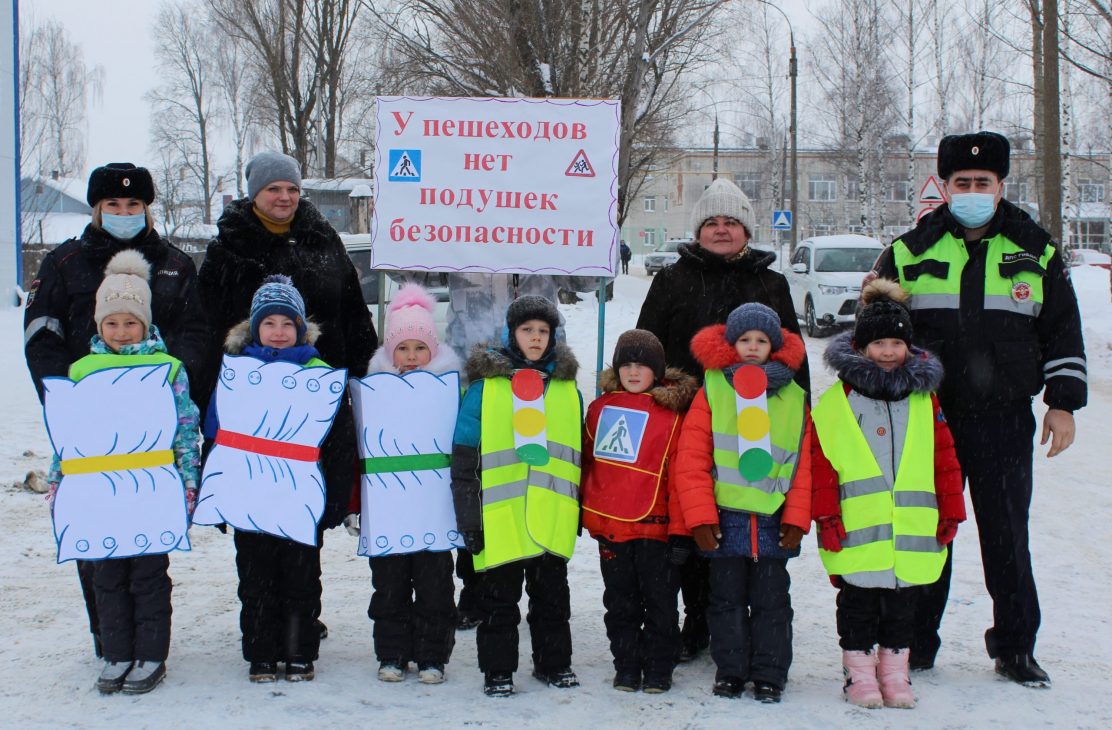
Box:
[690,178,755,237]
[95,250,152,331]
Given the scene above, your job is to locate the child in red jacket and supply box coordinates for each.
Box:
[811,279,965,710]
[582,330,697,694]
[671,303,812,704]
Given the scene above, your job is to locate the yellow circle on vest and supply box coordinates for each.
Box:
[736,407,770,440]
[513,407,547,436]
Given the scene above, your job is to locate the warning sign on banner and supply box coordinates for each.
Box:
[372,96,620,276]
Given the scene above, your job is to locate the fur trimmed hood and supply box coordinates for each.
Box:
[367,341,463,376]
[824,330,943,400]
[689,323,806,371]
[224,318,322,354]
[598,366,698,413]
[465,341,579,382]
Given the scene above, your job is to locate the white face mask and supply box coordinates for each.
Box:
[948,192,997,229]
[101,212,147,240]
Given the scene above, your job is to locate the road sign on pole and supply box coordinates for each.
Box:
[771,210,792,230]
[919,176,944,204]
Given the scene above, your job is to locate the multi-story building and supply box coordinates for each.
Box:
[621,142,1110,254]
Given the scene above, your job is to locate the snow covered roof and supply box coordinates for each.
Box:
[25,175,88,202]
[23,212,90,244]
[301,177,374,193]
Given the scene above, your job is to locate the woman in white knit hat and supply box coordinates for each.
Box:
[635,177,809,666]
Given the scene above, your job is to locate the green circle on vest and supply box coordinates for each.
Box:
[738,447,773,481]
[516,443,550,466]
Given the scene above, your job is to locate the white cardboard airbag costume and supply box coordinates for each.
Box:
[349,370,463,556]
[44,363,191,563]
[192,355,346,546]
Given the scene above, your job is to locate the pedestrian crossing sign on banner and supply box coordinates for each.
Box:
[388,149,422,182]
[594,406,649,463]
[771,210,792,230]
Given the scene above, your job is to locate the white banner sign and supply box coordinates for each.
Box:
[372,96,620,276]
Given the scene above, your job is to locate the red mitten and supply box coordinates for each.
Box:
[818,516,846,553]
[936,518,959,545]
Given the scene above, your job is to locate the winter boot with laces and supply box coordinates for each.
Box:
[533,667,579,688]
[842,649,883,709]
[121,661,166,694]
[877,647,916,708]
[96,661,133,694]
[484,671,514,697]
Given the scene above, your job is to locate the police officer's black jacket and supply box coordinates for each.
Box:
[875,200,1086,415]
[198,197,377,529]
[636,242,809,392]
[23,224,208,402]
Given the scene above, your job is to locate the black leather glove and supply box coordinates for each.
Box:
[669,535,694,566]
[462,530,484,555]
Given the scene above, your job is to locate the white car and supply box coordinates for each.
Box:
[644,239,689,275]
[1067,247,1111,270]
[786,234,885,337]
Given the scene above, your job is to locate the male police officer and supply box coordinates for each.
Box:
[873,131,1086,687]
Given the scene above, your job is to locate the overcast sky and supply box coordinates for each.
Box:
[24,0,816,180]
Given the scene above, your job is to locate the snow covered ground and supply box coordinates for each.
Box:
[1,264,1110,729]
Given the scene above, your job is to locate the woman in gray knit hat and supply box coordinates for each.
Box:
[635,177,808,664]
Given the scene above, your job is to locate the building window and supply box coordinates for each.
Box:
[1004,181,1030,203]
[884,179,910,202]
[733,172,762,201]
[662,195,669,212]
[644,196,656,212]
[643,229,657,247]
[846,180,861,201]
[1072,220,1106,248]
[809,175,837,202]
[1078,179,1105,203]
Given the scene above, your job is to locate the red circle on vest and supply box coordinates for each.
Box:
[511,369,545,401]
[733,365,768,399]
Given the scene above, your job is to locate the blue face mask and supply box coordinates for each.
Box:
[101,212,147,240]
[948,192,997,229]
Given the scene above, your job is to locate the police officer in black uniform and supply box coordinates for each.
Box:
[873,132,1086,687]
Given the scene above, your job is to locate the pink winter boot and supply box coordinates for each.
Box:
[842,649,883,708]
[877,647,916,709]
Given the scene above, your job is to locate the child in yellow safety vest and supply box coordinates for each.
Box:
[450,295,582,698]
[581,329,697,694]
[671,302,812,704]
[45,250,201,695]
[811,278,965,710]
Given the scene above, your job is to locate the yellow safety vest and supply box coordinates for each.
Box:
[705,371,805,515]
[69,351,180,383]
[892,231,1053,318]
[474,377,581,571]
[811,383,946,588]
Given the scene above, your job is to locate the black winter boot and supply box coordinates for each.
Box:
[995,654,1050,688]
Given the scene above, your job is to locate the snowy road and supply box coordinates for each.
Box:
[1,265,1109,728]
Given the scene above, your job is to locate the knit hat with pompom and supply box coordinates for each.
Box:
[384,283,439,361]
[95,250,152,331]
[854,278,913,346]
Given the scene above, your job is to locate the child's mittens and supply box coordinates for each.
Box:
[817,516,846,553]
[936,518,959,546]
[184,481,198,518]
[691,524,721,552]
[668,535,694,566]
[462,530,484,555]
[343,513,360,537]
[779,524,805,550]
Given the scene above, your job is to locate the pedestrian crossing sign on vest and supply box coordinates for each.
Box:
[771,210,792,230]
[388,149,422,182]
[595,406,649,463]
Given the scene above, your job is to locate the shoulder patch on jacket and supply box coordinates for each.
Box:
[26,279,41,307]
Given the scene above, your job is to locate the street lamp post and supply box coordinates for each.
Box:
[755,1,798,256]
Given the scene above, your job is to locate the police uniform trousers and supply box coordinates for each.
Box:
[913,404,1039,661]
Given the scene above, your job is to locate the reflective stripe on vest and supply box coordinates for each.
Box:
[892,231,1053,318]
[474,377,581,571]
[811,383,945,588]
[68,352,181,383]
[705,371,805,515]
